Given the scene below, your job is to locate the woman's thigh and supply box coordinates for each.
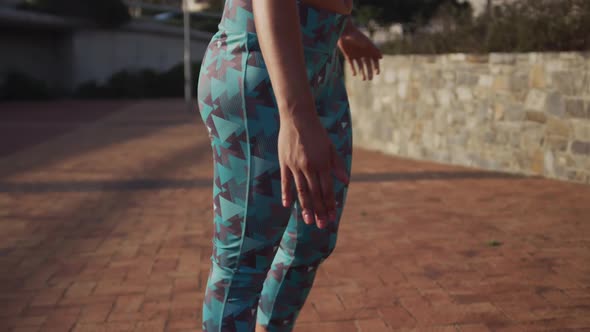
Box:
[198,37,293,272]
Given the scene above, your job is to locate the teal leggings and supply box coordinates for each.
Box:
[197,1,352,331]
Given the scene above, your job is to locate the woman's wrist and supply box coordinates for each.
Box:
[278,99,321,129]
[341,16,356,36]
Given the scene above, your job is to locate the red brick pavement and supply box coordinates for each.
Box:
[0,101,135,159]
[0,100,589,332]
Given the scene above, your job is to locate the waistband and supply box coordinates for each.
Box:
[215,31,338,55]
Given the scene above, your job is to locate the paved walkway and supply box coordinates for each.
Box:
[0,100,589,332]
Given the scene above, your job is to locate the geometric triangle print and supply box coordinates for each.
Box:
[219,196,244,219]
[212,115,242,141]
[251,156,276,178]
[241,236,266,253]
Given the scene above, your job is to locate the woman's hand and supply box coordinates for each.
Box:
[278,110,349,229]
[338,22,383,81]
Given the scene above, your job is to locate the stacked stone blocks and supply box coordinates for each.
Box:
[346,52,590,183]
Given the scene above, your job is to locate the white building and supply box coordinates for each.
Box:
[0,6,213,93]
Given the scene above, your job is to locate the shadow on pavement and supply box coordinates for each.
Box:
[0,178,213,193]
[351,170,537,182]
[0,99,202,179]
[0,100,135,158]
[0,171,536,194]
[0,138,212,294]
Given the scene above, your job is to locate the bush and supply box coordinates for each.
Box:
[74,62,202,99]
[0,72,54,101]
[75,81,106,99]
[353,0,471,33]
[19,0,130,27]
[381,0,590,54]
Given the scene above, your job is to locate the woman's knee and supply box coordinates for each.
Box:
[320,235,338,261]
[292,231,338,267]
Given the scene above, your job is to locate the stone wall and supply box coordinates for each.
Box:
[346,52,590,183]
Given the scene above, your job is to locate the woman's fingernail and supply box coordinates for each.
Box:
[303,210,313,224]
[316,214,328,227]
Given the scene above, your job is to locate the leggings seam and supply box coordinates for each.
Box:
[217,34,252,332]
[265,205,300,330]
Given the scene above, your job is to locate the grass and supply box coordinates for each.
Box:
[487,240,503,247]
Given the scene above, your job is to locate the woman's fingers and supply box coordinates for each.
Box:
[372,46,382,76]
[352,56,381,80]
[355,58,366,80]
[373,56,381,75]
[280,165,293,207]
[347,56,357,76]
[293,171,314,225]
[303,171,329,229]
[364,58,374,80]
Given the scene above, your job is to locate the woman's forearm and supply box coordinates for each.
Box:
[252,0,316,123]
[342,15,355,35]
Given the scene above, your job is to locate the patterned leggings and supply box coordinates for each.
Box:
[197,2,352,331]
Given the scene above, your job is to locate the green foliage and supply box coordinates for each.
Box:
[164,17,220,34]
[381,0,590,54]
[487,240,502,247]
[197,0,225,33]
[75,62,202,99]
[353,0,471,32]
[20,0,130,27]
[0,72,54,101]
[205,0,225,13]
[353,5,380,35]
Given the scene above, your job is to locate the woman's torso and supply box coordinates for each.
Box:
[215,0,348,55]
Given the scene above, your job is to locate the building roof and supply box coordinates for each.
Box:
[0,6,214,40]
[0,6,82,30]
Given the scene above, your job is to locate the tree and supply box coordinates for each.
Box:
[204,0,225,12]
[353,0,471,33]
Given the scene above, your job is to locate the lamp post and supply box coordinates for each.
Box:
[487,0,494,18]
[183,0,192,112]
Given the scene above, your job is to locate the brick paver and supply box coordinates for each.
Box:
[0,100,589,332]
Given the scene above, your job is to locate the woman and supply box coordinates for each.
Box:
[197,0,382,331]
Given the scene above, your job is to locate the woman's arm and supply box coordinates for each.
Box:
[252,0,315,122]
[252,0,349,229]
